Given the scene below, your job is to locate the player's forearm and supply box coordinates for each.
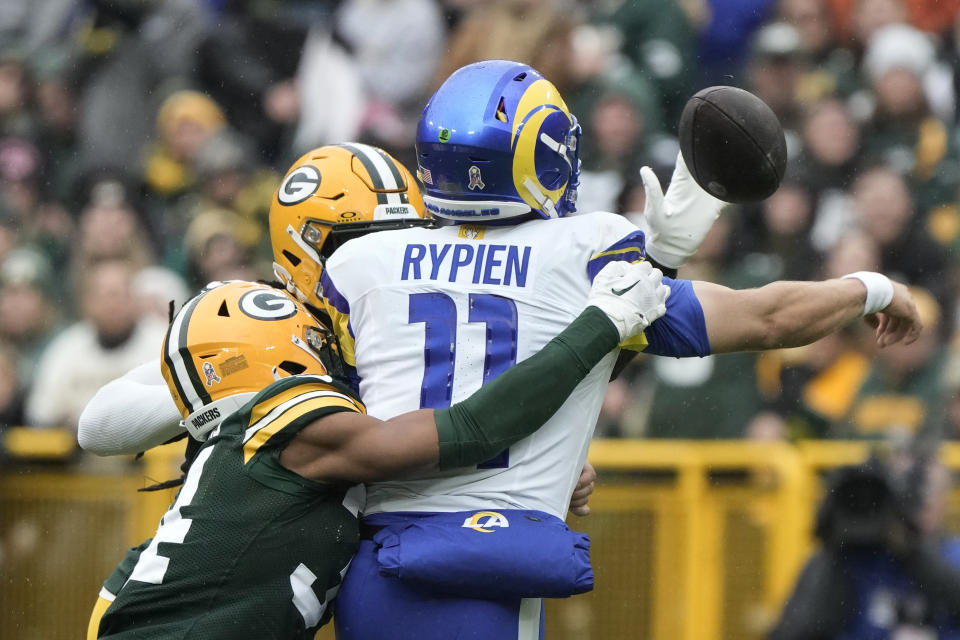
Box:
[299,306,615,479]
[332,307,620,478]
[434,306,620,469]
[752,279,867,349]
[700,278,867,353]
[77,361,184,456]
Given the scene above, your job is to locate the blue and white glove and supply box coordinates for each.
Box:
[640,152,729,269]
[587,261,670,340]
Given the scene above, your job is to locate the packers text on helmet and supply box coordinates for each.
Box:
[269,143,429,310]
[161,281,337,440]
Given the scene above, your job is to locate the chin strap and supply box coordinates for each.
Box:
[539,132,572,170]
[522,178,559,218]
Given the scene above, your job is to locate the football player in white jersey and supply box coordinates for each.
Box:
[78,144,599,509]
[90,266,670,639]
[79,143,605,634]
[322,60,922,640]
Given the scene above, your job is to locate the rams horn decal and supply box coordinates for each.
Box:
[461,511,510,533]
[238,290,298,321]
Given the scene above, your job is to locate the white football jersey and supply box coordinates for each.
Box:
[322,211,644,518]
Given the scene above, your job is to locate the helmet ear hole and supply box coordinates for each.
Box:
[282,250,301,267]
[217,301,230,317]
[495,97,509,122]
[541,169,566,190]
[278,360,307,375]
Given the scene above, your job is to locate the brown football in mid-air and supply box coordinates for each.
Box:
[678,86,787,203]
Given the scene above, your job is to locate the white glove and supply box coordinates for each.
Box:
[641,151,729,269]
[587,261,670,341]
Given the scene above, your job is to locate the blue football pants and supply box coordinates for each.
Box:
[334,539,545,640]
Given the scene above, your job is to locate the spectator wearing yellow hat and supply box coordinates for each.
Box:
[143,90,226,199]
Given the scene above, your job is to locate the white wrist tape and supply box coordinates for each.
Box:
[842,272,894,316]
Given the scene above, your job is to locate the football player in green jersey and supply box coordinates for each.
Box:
[92,266,669,638]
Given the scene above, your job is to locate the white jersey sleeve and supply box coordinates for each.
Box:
[322,212,644,518]
[77,359,184,456]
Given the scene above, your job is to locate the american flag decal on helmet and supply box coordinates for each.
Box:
[418,166,433,185]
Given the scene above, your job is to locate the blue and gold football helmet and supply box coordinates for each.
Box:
[416,60,581,222]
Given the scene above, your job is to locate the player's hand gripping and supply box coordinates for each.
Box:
[587,261,670,340]
[867,280,924,348]
[569,461,597,517]
[641,151,729,269]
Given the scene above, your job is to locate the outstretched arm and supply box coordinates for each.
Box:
[695,275,921,354]
[281,261,670,483]
[78,360,184,456]
[284,307,619,482]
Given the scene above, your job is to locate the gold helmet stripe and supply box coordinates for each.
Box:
[339,142,406,205]
[342,142,398,188]
[371,145,412,205]
[163,292,213,413]
[161,321,188,415]
[372,145,406,188]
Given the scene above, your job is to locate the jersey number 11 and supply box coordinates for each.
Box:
[409,292,518,469]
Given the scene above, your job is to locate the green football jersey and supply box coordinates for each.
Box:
[97,375,366,640]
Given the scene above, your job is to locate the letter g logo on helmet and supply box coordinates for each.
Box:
[277,166,321,206]
[238,290,298,321]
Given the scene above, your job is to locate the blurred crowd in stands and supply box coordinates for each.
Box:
[0,0,959,449]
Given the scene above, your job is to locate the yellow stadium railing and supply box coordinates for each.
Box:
[544,441,815,640]
[548,440,960,640]
[2,433,958,640]
[0,429,186,640]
